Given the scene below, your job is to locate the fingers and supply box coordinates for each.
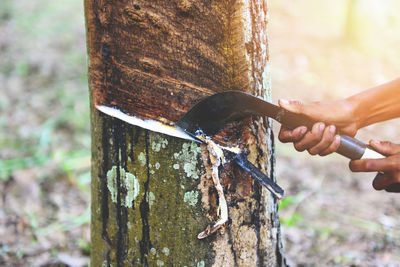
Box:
[294,123,339,155]
[278,126,307,143]
[350,146,400,193]
[278,98,342,156]
[308,125,340,156]
[349,156,400,173]
[293,123,325,152]
[278,123,340,156]
[318,135,341,156]
[369,140,400,156]
[372,172,400,191]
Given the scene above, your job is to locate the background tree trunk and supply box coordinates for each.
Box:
[86,0,286,266]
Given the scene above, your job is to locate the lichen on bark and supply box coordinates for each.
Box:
[173,142,202,180]
[106,166,140,208]
[91,116,214,266]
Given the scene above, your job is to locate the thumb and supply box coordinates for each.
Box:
[278,99,305,114]
[369,140,400,156]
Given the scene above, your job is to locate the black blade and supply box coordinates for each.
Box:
[176,90,314,137]
[235,153,284,199]
[176,91,387,162]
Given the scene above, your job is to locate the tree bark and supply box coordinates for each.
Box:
[86,0,285,266]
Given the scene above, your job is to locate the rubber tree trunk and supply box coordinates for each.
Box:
[85,0,286,266]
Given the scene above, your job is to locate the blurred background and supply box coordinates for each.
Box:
[0,0,90,266]
[270,0,400,266]
[0,0,399,266]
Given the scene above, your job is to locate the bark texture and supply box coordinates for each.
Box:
[86,0,286,266]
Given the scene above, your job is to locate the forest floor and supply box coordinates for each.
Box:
[1,0,400,266]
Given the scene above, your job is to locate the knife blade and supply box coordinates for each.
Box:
[176,90,385,161]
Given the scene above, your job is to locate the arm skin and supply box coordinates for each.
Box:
[278,77,400,192]
[348,77,400,128]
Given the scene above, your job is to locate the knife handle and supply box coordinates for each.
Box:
[279,109,385,160]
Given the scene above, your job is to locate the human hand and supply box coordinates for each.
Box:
[349,140,400,192]
[278,99,359,156]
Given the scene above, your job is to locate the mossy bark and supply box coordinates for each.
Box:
[90,115,212,265]
[86,0,286,266]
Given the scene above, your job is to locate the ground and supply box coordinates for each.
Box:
[0,0,400,266]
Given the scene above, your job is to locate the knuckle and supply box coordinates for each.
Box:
[311,131,323,142]
[304,134,319,146]
[291,131,302,141]
[309,139,320,148]
[328,143,337,152]
[320,140,339,156]
[319,140,331,150]
[278,135,286,142]
[320,138,331,148]
[311,124,320,134]
[333,139,340,151]
[294,143,305,152]
[364,161,374,171]
[391,161,400,171]
[278,131,289,142]
[349,160,361,171]
[319,147,334,156]
[308,148,317,155]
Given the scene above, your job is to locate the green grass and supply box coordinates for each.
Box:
[279,194,305,227]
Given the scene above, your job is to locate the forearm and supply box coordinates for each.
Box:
[346,77,400,129]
